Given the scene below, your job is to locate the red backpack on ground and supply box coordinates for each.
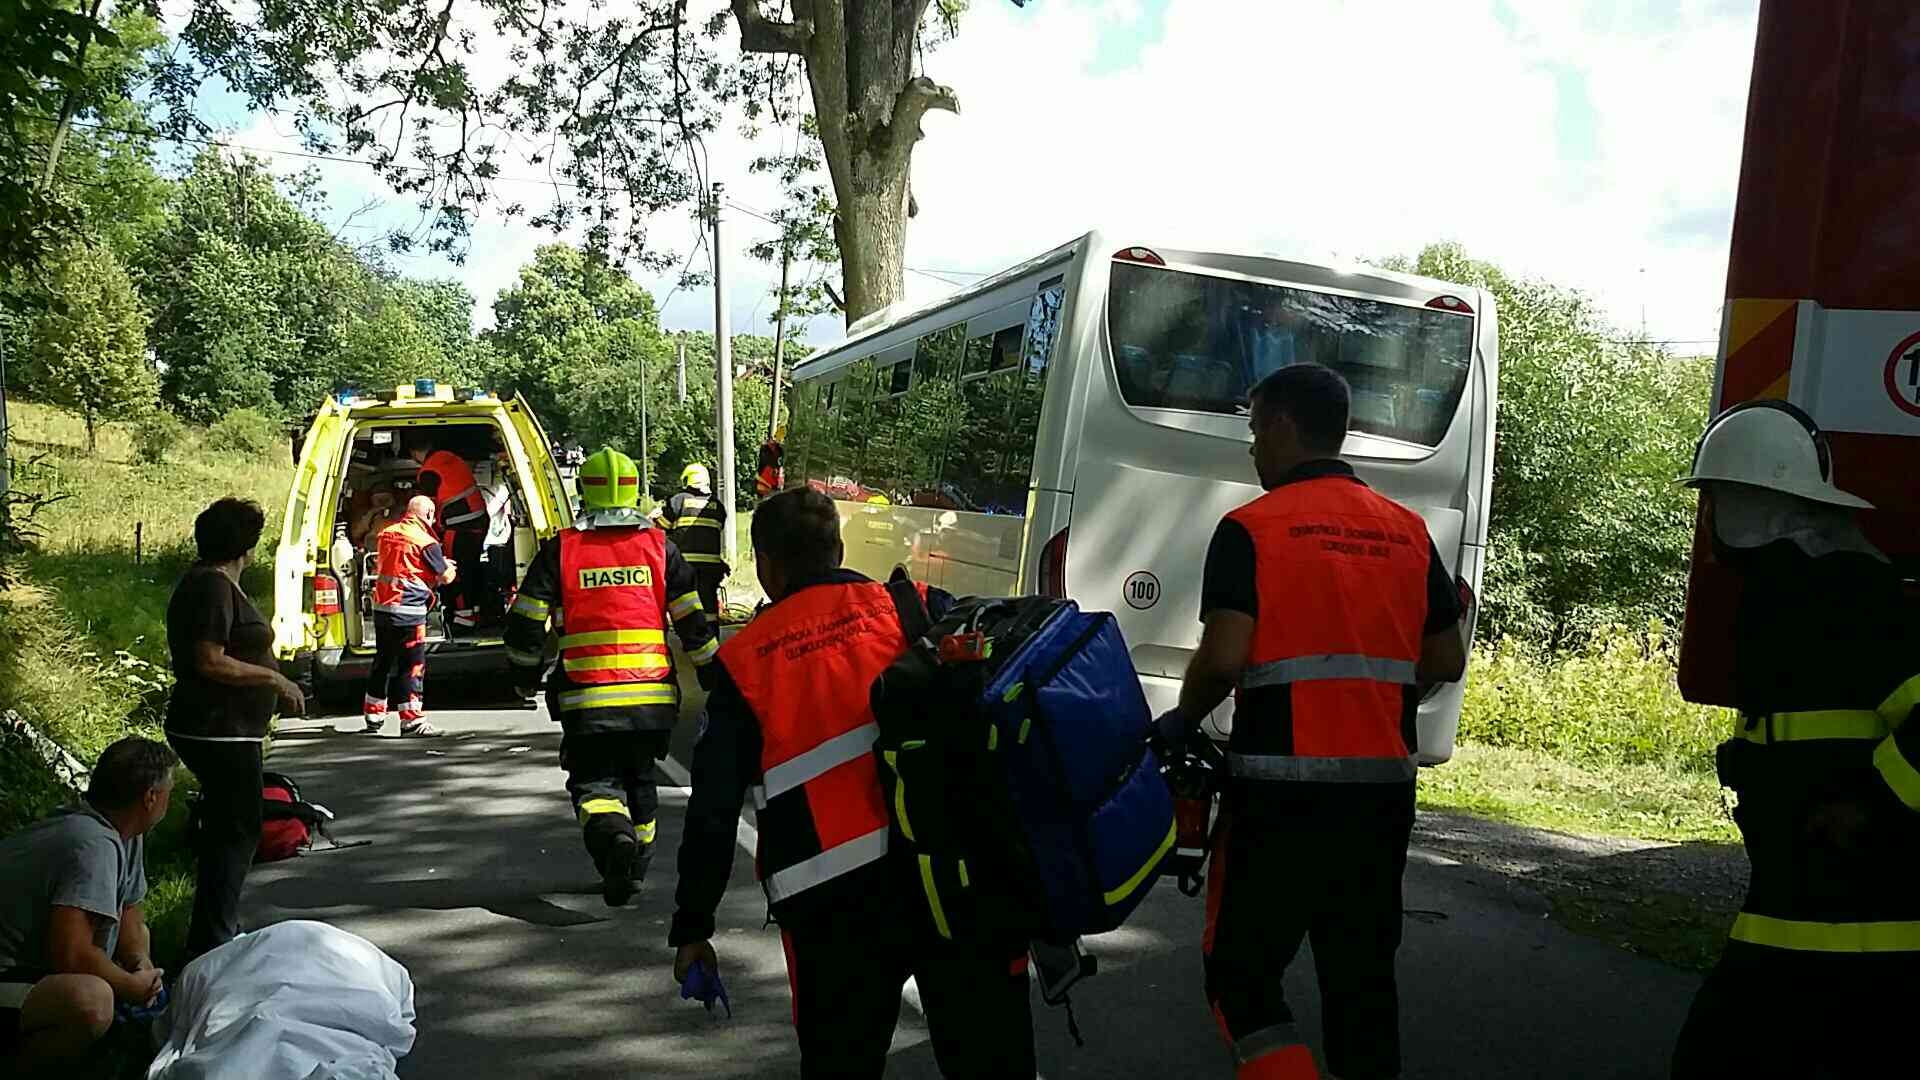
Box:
[259,772,333,862]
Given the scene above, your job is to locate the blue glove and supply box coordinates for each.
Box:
[116,983,168,1024]
[680,958,731,1019]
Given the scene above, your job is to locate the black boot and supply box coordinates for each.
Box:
[601,833,638,907]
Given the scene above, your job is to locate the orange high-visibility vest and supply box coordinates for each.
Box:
[372,517,440,620]
[1224,474,1434,784]
[720,578,924,908]
[556,527,674,686]
[421,450,486,529]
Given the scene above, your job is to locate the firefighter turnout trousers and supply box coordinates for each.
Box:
[1206,786,1415,1080]
[779,858,1035,1080]
[561,730,671,877]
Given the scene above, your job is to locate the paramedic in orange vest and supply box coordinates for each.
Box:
[1156,364,1466,1080]
[669,487,1036,1078]
[365,496,457,738]
[407,435,489,636]
[505,448,719,907]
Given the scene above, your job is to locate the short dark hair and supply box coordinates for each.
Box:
[194,497,267,563]
[751,488,843,579]
[87,737,177,808]
[1250,363,1351,452]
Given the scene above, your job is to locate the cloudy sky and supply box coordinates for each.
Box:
[191,0,1761,350]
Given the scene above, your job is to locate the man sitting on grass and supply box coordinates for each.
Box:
[0,737,174,1072]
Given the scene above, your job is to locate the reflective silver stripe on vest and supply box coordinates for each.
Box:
[1228,752,1417,783]
[373,601,429,616]
[761,723,880,802]
[440,485,485,526]
[1241,653,1417,688]
[761,827,889,903]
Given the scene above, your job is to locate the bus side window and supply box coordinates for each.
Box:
[903,325,966,500]
[999,286,1066,506]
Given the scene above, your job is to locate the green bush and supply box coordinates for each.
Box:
[1459,623,1730,773]
[204,407,283,458]
[134,409,187,460]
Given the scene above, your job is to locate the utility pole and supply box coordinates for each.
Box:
[638,352,650,499]
[768,240,791,443]
[711,182,738,568]
[675,339,687,404]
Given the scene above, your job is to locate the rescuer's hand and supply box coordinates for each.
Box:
[274,675,307,717]
[674,940,718,984]
[442,559,459,585]
[1149,709,1190,759]
[118,965,165,1007]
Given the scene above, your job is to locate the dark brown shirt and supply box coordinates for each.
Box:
[165,565,277,740]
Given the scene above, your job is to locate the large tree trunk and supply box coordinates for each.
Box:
[835,173,910,322]
[732,0,955,326]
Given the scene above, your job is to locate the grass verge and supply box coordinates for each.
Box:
[3,400,289,969]
[1419,742,1735,844]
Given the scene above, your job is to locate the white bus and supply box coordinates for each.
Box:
[785,231,1498,762]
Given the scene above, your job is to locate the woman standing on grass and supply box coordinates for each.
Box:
[163,498,305,962]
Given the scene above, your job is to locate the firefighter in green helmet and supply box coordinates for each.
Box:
[506,448,719,906]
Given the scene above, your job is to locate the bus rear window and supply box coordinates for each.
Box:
[1106,262,1474,446]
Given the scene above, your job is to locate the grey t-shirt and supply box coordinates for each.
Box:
[0,804,147,974]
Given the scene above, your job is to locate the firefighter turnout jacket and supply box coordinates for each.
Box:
[505,509,718,733]
[1718,542,1920,950]
[655,488,728,569]
[417,449,488,531]
[670,569,943,946]
[371,515,448,626]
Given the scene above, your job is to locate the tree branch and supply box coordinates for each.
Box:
[885,75,956,159]
[731,0,813,55]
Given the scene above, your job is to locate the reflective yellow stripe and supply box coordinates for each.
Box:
[563,653,673,673]
[511,595,551,618]
[957,860,969,888]
[1735,709,1888,744]
[1879,674,1920,727]
[556,684,678,710]
[578,797,629,820]
[506,647,543,667]
[1873,735,1920,811]
[674,518,723,529]
[683,552,727,565]
[987,725,998,751]
[1103,819,1178,907]
[883,750,914,843]
[558,629,667,649]
[635,819,657,844]
[686,637,719,665]
[1730,911,1920,952]
[1018,717,1031,744]
[919,854,951,940]
[668,592,702,618]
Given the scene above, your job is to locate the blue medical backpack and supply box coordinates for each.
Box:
[871,581,1176,948]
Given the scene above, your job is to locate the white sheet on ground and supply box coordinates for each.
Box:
[147,919,416,1080]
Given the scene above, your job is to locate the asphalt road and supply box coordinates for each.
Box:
[244,685,1702,1079]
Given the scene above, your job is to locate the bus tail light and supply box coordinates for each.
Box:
[312,573,343,617]
[1112,247,1166,266]
[1456,573,1475,628]
[1039,528,1069,598]
[1426,294,1474,315]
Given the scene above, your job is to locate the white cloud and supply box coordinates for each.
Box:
[193,0,1762,351]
